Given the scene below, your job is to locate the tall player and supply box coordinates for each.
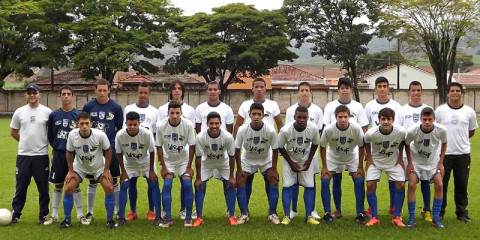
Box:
[123,82,158,221]
[395,81,432,222]
[320,105,366,225]
[82,79,123,221]
[192,112,237,227]
[364,108,406,227]
[364,77,401,215]
[116,111,161,227]
[156,102,196,227]
[235,103,280,224]
[195,81,234,134]
[276,106,320,225]
[61,112,116,228]
[405,107,447,228]
[285,82,323,220]
[45,86,89,226]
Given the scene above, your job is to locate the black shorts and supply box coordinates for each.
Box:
[109,144,120,178]
[49,150,68,184]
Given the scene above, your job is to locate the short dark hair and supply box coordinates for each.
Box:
[421,107,435,117]
[252,77,266,87]
[298,81,310,90]
[207,81,219,88]
[139,82,150,90]
[59,85,74,95]
[378,107,395,119]
[126,111,140,121]
[168,101,182,111]
[338,78,352,89]
[295,106,309,116]
[95,79,110,89]
[207,111,221,123]
[78,112,92,121]
[334,105,350,117]
[408,81,422,90]
[375,76,389,87]
[249,102,264,114]
[447,82,464,93]
[169,80,185,100]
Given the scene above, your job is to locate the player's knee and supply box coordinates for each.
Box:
[266,169,279,186]
[396,181,405,189]
[64,183,76,194]
[366,181,376,193]
[103,184,114,194]
[434,182,443,192]
[408,181,416,191]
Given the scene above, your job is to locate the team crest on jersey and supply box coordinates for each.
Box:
[91,112,98,117]
[99,112,105,120]
[63,119,69,127]
[83,145,89,153]
[106,112,114,120]
[423,139,430,147]
[339,137,346,145]
[30,116,36,123]
[413,113,420,123]
[264,111,272,117]
[55,120,61,125]
[172,133,178,141]
[383,141,390,149]
[253,136,260,144]
[131,143,137,151]
[211,144,218,151]
[452,115,459,124]
[140,114,145,123]
[297,137,304,145]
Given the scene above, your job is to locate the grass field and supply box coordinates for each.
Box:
[1,117,480,239]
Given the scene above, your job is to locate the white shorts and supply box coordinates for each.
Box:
[410,163,440,183]
[165,161,188,178]
[282,159,315,188]
[366,164,405,182]
[327,157,358,174]
[74,167,104,182]
[201,163,230,182]
[125,162,157,178]
[242,160,271,175]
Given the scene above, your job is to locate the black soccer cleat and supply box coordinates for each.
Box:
[106,220,117,228]
[323,212,333,224]
[117,218,127,227]
[355,213,366,225]
[59,219,71,229]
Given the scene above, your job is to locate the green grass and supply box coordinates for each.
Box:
[1,117,480,239]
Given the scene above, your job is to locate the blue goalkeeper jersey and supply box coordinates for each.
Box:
[48,108,80,151]
[83,98,123,143]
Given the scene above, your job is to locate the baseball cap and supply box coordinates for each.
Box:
[26,83,40,92]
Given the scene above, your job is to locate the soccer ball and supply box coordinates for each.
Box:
[0,209,12,225]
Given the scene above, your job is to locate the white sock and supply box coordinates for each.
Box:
[114,182,120,213]
[52,187,62,218]
[87,183,98,214]
[73,187,84,219]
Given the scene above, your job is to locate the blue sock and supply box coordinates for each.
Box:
[195,181,206,218]
[224,180,236,217]
[332,175,342,212]
[128,177,138,213]
[182,179,193,220]
[147,178,154,211]
[282,186,292,217]
[162,178,173,221]
[268,185,279,215]
[180,177,185,211]
[311,181,317,213]
[389,182,396,210]
[421,180,431,211]
[353,177,365,215]
[246,176,254,207]
[408,201,416,221]
[393,187,405,218]
[237,185,249,215]
[367,190,378,218]
[148,179,161,218]
[291,184,299,212]
[119,180,130,219]
[63,193,74,221]
[321,178,331,213]
[105,193,115,221]
[304,187,315,220]
[432,198,443,221]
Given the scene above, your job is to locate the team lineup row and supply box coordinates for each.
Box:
[9,77,477,229]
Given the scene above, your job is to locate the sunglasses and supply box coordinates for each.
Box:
[26,91,38,95]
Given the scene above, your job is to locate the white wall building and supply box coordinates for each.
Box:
[362,64,437,89]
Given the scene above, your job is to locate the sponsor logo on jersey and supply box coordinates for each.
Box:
[383,141,390,149]
[423,139,430,147]
[69,120,77,129]
[63,119,68,127]
[140,114,145,123]
[106,112,114,120]
[253,136,260,144]
[91,112,98,117]
[413,113,420,122]
[55,120,62,125]
[30,116,36,123]
[211,144,218,151]
[297,137,303,145]
[131,142,137,151]
[83,145,89,153]
[99,112,105,120]
[172,133,178,141]
[339,137,346,145]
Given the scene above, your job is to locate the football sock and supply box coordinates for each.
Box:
[393,187,405,218]
[321,178,331,213]
[367,190,378,218]
[52,187,62,218]
[353,177,365,215]
[119,180,130,219]
[105,193,115,221]
[163,178,173,221]
[332,175,342,212]
[63,193,74,221]
[311,180,317,215]
[114,182,120,213]
[180,177,185,211]
[73,187,84,218]
[389,181,396,210]
[282,186,292,217]
[148,179,162,218]
[147,178,154,211]
[291,184,299,212]
[421,180,431,211]
[408,201,416,220]
[432,198,442,221]
[304,187,315,220]
[224,180,236,217]
[237,185,249,215]
[87,183,97,214]
[245,175,254,207]
[128,177,138,213]
[195,181,206,218]
[268,185,279,215]
[182,179,194,220]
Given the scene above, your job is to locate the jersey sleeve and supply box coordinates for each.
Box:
[364,103,372,126]
[148,132,155,153]
[82,101,91,112]
[234,127,244,149]
[356,127,365,148]
[187,125,196,146]
[195,106,202,124]
[312,127,320,145]
[319,127,328,148]
[115,104,124,131]
[315,109,324,131]
[150,110,158,133]
[285,107,294,124]
[101,132,111,151]
[394,108,404,126]
[323,104,332,125]
[66,132,75,152]
[440,127,447,143]
[122,106,129,129]
[405,127,414,145]
[275,129,287,149]
[269,128,278,149]
[468,108,478,131]
[227,135,235,157]
[238,102,248,118]
[10,109,21,130]
[225,106,234,125]
[364,130,372,144]
[195,135,203,157]
[155,123,163,147]
[272,101,281,117]
[357,108,369,127]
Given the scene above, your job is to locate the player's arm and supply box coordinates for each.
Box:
[396,141,405,169]
[117,152,128,183]
[195,123,201,134]
[228,155,236,187]
[235,149,242,173]
[10,128,19,142]
[226,124,233,134]
[469,130,475,138]
[271,149,279,171]
[303,144,318,171]
[320,147,329,177]
[47,114,54,146]
[405,140,413,174]
[185,145,195,177]
[274,114,284,132]
[437,142,447,175]
[233,115,244,138]
[357,146,365,177]
[279,148,301,172]
[156,146,168,179]
[103,148,113,183]
[65,151,76,184]
[364,143,374,169]
[148,151,157,182]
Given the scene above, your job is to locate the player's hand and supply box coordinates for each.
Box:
[436,163,444,177]
[194,178,203,189]
[65,171,76,184]
[406,163,414,176]
[365,160,375,171]
[185,167,194,177]
[120,172,128,183]
[302,161,312,171]
[160,166,169,179]
[321,167,331,178]
[102,171,113,183]
[149,170,158,182]
[228,176,236,188]
[356,167,365,178]
[290,162,302,173]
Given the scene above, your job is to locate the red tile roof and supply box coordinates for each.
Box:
[453,73,480,85]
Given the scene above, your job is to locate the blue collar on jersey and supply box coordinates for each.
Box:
[207,129,221,139]
[250,122,264,131]
[207,101,222,108]
[338,99,352,105]
[420,124,435,134]
[375,99,391,105]
[80,129,92,139]
[408,103,423,108]
[335,122,350,131]
[447,103,464,110]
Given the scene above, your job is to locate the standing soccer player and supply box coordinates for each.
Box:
[285,82,323,220]
[61,112,116,228]
[405,107,447,228]
[156,102,196,227]
[235,103,280,224]
[320,105,366,225]
[192,112,237,227]
[10,84,52,224]
[276,106,320,225]
[45,86,89,226]
[123,82,158,221]
[436,82,478,222]
[364,108,406,227]
[82,79,123,221]
[195,81,234,134]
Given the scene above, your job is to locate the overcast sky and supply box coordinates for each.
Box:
[169,0,284,16]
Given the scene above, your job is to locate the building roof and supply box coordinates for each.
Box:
[361,63,435,79]
[33,70,98,90]
[452,73,480,86]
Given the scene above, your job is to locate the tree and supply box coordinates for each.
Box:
[357,51,408,76]
[65,0,179,83]
[164,3,298,100]
[380,0,480,103]
[282,0,380,101]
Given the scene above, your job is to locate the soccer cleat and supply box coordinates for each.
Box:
[389,206,395,216]
[362,210,372,218]
[268,214,281,225]
[162,220,173,228]
[117,218,127,227]
[311,210,321,220]
[179,210,186,220]
[192,210,198,220]
[422,210,432,222]
[406,218,416,228]
[184,219,193,227]
[161,210,166,219]
[78,216,91,225]
[365,217,380,226]
[154,217,163,227]
[432,219,444,228]
[126,211,138,221]
[192,217,204,227]
[391,216,406,227]
[332,210,343,219]
[306,216,320,225]
[237,214,249,225]
[457,215,471,223]
[147,210,156,221]
[289,211,298,219]
[44,216,58,225]
[281,216,291,225]
[37,216,47,225]
[228,216,238,226]
[59,219,71,229]
[323,212,333,224]
[85,212,94,222]
[106,220,117,228]
[355,213,366,225]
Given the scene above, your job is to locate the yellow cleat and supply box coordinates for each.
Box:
[281,216,291,225]
[306,216,320,225]
[422,211,433,222]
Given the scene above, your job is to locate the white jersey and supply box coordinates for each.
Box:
[195,101,234,132]
[365,99,401,127]
[195,130,235,167]
[364,125,405,168]
[235,123,277,165]
[405,123,447,166]
[395,103,430,130]
[323,99,368,127]
[10,104,52,155]
[275,121,320,164]
[238,99,281,127]
[320,122,364,161]
[157,101,196,127]
[155,118,196,164]
[67,128,110,173]
[435,104,478,155]
[115,127,155,168]
[123,103,158,133]
[285,103,323,130]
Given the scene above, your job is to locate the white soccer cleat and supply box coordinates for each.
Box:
[43,216,58,225]
[192,210,197,220]
[237,214,249,224]
[179,210,186,220]
[290,211,298,219]
[268,214,281,225]
[311,210,321,220]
